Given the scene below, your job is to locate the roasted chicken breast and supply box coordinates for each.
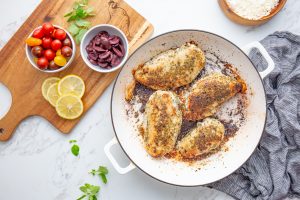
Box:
[177,118,225,158]
[144,91,182,157]
[133,43,206,90]
[184,73,242,121]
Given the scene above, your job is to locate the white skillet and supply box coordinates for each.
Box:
[105,30,274,186]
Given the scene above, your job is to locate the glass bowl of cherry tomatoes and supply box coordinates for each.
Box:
[25,22,76,73]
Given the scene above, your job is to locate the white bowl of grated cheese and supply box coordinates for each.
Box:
[218,0,287,26]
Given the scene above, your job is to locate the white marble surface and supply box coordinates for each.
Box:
[0,0,299,199]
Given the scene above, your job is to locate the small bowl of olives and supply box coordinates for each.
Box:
[25,23,76,73]
[80,24,129,73]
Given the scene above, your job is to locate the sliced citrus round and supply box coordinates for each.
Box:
[42,77,60,101]
[47,83,60,107]
[58,75,85,98]
[55,95,84,120]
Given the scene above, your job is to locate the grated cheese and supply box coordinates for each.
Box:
[226,0,280,20]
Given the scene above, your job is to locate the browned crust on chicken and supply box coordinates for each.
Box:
[176,118,225,159]
[133,43,206,90]
[184,73,242,121]
[125,80,136,101]
[144,91,182,157]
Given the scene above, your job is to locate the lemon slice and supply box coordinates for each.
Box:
[42,77,60,101]
[55,95,84,120]
[58,75,85,98]
[47,83,60,107]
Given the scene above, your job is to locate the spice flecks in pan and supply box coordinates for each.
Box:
[125,44,248,165]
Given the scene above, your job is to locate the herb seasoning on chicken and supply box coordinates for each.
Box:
[133,43,205,90]
[144,91,182,157]
[184,73,243,121]
[177,118,225,159]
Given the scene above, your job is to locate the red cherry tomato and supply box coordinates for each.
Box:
[61,46,73,57]
[42,22,54,35]
[54,29,66,40]
[44,49,56,61]
[37,57,49,69]
[51,29,56,37]
[42,37,53,49]
[51,39,62,51]
[62,38,72,47]
[49,60,60,70]
[32,28,44,39]
[31,46,43,57]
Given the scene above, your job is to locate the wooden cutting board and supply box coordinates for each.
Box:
[0,0,153,141]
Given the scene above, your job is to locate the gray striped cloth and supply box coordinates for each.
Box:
[210,32,300,200]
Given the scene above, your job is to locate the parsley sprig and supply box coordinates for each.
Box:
[77,166,109,200]
[70,139,80,156]
[90,166,109,184]
[64,0,95,44]
[77,183,100,200]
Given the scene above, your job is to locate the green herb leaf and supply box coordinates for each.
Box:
[76,8,88,18]
[73,2,80,10]
[77,194,86,200]
[68,23,80,36]
[90,169,96,176]
[80,185,88,193]
[100,174,107,184]
[90,166,109,184]
[69,139,77,143]
[67,15,78,22]
[75,19,91,28]
[86,7,95,16]
[90,186,100,194]
[71,144,80,156]
[75,29,88,44]
[64,11,74,17]
[98,166,108,175]
[65,0,94,26]
[86,7,94,13]
[78,183,100,200]
[78,3,86,7]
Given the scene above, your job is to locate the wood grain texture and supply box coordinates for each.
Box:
[0,0,153,141]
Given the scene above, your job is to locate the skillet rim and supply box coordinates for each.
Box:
[110,29,267,187]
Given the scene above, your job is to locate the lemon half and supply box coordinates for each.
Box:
[58,75,85,98]
[55,95,84,120]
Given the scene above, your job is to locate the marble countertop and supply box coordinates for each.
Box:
[0,0,299,199]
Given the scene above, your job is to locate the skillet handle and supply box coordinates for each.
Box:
[104,137,136,174]
[243,41,275,79]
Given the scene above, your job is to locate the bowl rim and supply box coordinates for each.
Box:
[25,25,76,73]
[220,0,287,23]
[80,24,129,73]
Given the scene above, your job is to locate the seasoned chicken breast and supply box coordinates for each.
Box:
[133,43,206,90]
[144,91,182,157]
[184,73,242,121]
[177,118,225,158]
